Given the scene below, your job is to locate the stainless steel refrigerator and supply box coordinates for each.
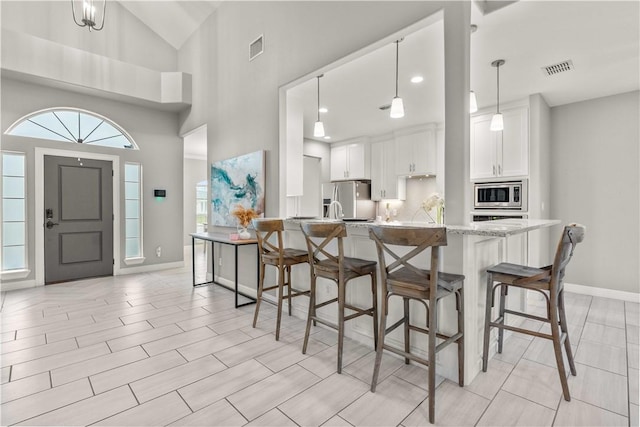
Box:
[321,180,375,220]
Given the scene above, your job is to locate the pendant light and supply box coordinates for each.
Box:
[313,74,325,137]
[71,0,106,32]
[390,39,405,119]
[490,59,505,131]
[470,91,478,113]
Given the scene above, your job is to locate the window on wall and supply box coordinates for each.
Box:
[124,163,143,261]
[196,180,207,233]
[6,108,138,150]
[2,152,27,273]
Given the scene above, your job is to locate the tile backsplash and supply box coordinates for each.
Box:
[376,176,440,222]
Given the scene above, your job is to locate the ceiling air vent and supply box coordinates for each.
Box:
[249,35,264,61]
[542,60,574,76]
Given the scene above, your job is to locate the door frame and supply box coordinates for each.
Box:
[35,148,121,286]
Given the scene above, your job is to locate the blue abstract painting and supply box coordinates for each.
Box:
[211,150,265,227]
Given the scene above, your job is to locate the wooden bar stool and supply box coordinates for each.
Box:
[252,218,310,341]
[300,221,378,374]
[482,224,586,401]
[369,225,464,425]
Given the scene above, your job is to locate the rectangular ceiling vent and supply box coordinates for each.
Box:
[249,35,264,61]
[542,60,574,76]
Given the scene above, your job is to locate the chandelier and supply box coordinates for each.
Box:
[71,0,106,32]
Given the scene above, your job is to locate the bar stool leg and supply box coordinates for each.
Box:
[286,265,293,316]
[482,273,494,372]
[428,297,437,424]
[558,289,577,376]
[253,260,267,328]
[370,272,378,351]
[337,277,346,374]
[275,264,285,341]
[403,297,410,364]
[371,293,389,392]
[498,284,507,353]
[457,287,465,387]
[302,274,316,354]
[550,296,571,401]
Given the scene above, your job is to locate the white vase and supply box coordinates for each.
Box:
[238,227,251,240]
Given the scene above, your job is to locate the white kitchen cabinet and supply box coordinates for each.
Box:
[330,140,369,181]
[371,138,406,201]
[470,106,529,180]
[395,127,437,176]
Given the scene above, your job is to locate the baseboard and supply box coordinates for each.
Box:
[1,279,39,292]
[117,261,184,276]
[565,282,640,303]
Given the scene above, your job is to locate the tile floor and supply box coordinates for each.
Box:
[1,250,638,426]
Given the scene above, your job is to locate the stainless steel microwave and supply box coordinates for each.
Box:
[474,180,527,210]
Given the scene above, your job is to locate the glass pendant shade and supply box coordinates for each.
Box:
[390,97,405,119]
[314,121,325,137]
[470,91,478,113]
[490,113,504,131]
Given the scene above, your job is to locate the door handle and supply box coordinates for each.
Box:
[46,220,59,229]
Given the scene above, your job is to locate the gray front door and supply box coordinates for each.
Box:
[44,155,113,284]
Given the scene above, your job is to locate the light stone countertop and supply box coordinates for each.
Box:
[285,218,561,237]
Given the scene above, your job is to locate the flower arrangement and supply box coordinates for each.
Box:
[421,193,444,213]
[412,192,445,224]
[231,205,259,229]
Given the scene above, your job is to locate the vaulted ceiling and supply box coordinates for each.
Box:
[118,0,220,49]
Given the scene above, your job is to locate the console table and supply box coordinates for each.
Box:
[190,232,258,308]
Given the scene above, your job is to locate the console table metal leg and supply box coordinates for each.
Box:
[211,242,215,284]
[191,236,196,287]
[235,245,239,308]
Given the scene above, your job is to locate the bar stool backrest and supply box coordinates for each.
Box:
[252,218,285,265]
[369,226,448,298]
[300,222,347,271]
[551,224,586,295]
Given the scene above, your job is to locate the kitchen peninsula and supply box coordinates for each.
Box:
[282,218,560,384]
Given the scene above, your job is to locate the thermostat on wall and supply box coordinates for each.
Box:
[154,189,166,198]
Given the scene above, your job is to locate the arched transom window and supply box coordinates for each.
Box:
[6,108,138,149]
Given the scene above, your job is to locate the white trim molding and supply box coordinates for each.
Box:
[117,261,184,276]
[1,269,31,281]
[123,257,146,266]
[565,282,640,303]
[1,279,37,292]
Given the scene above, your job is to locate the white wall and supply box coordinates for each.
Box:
[550,90,639,293]
[303,139,331,183]
[183,158,207,245]
[1,77,184,284]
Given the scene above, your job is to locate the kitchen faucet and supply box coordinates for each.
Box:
[328,200,343,220]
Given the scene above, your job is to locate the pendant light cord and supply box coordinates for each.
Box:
[317,76,321,121]
[395,41,399,97]
[496,62,500,113]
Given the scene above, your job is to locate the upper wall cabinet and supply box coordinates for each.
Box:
[395,126,437,176]
[371,138,406,201]
[470,106,529,180]
[330,139,370,181]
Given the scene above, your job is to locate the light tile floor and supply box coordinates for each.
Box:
[1,251,638,426]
